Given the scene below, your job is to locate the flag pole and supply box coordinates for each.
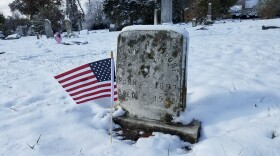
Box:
[110,51,114,143]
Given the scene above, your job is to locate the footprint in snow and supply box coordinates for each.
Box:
[23,95,46,105]
[44,49,52,52]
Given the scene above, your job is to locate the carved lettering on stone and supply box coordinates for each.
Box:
[117,26,188,122]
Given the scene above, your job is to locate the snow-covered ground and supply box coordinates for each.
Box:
[0,19,280,156]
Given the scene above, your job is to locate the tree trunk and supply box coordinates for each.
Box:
[77,0,85,16]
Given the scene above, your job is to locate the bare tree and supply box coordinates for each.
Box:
[77,0,85,16]
[84,0,108,30]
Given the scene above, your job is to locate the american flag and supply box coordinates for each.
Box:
[54,58,117,104]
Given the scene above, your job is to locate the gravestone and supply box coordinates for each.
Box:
[115,25,200,143]
[44,19,54,38]
[192,18,197,27]
[154,9,158,25]
[109,24,116,32]
[27,26,36,36]
[16,26,24,36]
[0,31,5,39]
[207,3,212,22]
[205,3,214,25]
[64,18,73,37]
[16,26,28,36]
[161,0,172,23]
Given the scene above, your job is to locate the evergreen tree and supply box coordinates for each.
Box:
[9,0,64,33]
[2,14,30,36]
[103,0,158,29]
[9,0,63,18]
[190,0,237,23]
[0,12,5,31]
[66,0,84,31]
[31,6,64,34]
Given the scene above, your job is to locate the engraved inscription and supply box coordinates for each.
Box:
[116,29,188,121]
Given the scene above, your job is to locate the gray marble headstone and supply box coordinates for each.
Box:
[16,26,23,36]
[44,19,54,38]
[161,0,172,23]
[64,18,73,37]
[154,9,158,25]
[207,3,212,21]
[0,31,5,39]
[27,26,36,36]
[16,26,28,36]
[117,26,188,122]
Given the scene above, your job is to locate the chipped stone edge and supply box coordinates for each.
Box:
[113,116,201,144]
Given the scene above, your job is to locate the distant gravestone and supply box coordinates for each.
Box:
[64,18,73,37]
[206,3,212,22]
[16,26,28,36]
[115,26,200,143]
[0,31,5,39]
[109,24,116,32]
[117,26,188,122]
[27,26,36,36]
[44,19,54,38]
[154,9,159,25]
[161,0,172,23]
[16,26,23,36]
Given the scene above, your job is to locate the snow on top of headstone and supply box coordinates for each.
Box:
[122,25,189,38]
[230,5,242,12]
[5,33,21,39]
[64,17,70,21]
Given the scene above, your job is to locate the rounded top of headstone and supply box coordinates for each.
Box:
[64,17,71,22]
[45,19,51,23]
[122,25,189,38]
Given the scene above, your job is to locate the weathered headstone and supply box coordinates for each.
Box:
[44,19,54,38]
[109,24,116,32]
[16,26,28,36]
[192,18,197,27]
[154,9,158,25]
[27,26,36,36]
[16,26,23,36]
[64,18,73,37]
[207,3,212,22]
[0,31,5,39]
[115,25,200,143]
[161,0,172,23]
[36,32,40,39]
[205,3,214,25]
[117,27,188,122]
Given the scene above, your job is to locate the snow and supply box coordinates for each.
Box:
[5,33,21,40]
[1,19,280,156]
[229,5,242,12]
[122,25,189,38]
[80,30,89,35]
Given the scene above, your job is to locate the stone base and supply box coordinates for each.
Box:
[113,116,201,143]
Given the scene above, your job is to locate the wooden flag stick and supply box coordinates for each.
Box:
[110,51,114,143]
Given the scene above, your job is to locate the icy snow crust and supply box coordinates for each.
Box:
[0,19,280,156]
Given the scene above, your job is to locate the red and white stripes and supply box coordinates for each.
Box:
[55,63,117,104]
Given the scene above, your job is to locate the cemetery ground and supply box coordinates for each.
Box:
[0,18,280,156]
